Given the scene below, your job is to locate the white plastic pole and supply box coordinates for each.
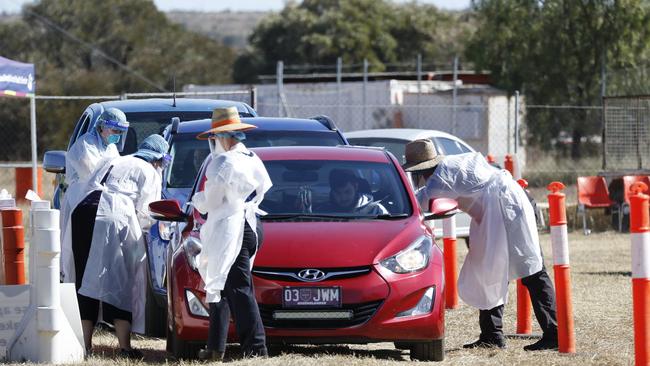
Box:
[30,96,38,193]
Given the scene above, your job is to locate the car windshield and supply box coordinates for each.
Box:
[259,159,412,219]
[348,138,410,164]
[166,131,344,188]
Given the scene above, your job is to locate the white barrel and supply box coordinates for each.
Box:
[32,210,59,230]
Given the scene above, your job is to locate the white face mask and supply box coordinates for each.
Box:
[209,137,228,156]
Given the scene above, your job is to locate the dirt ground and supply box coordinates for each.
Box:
[2,230,634,366]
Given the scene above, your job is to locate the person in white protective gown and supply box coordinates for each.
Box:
[192,107,272,361]
[402,139,558,351]
[70,134,169,359]
[60,107,129,284]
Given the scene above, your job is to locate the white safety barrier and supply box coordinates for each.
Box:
[6,199,84,363]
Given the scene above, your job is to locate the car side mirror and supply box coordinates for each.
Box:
[424,198,459,221]
[149,199,189,222]
[43,150,66,174]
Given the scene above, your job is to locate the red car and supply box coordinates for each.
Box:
[150,146,457,361]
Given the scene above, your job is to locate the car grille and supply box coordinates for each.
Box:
[252,266,371,282]
[259,300,383,329]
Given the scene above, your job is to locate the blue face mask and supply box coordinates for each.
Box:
[106,134,121,145]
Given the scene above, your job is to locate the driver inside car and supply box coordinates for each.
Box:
[324,169,389,215]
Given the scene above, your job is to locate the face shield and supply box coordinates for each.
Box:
[96,108,129,152]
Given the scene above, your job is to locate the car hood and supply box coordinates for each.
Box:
[255,218,426,268]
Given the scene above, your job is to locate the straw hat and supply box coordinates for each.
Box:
[402,139,445,172]
[197,106,256,140]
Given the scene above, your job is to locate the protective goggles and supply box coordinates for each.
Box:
[161,154,172,169]
[102,118,129,131]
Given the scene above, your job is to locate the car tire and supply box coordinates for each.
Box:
[145,260,167,337]
[410,338,444,362]
[394,341,411,350]
[167,316,204,360]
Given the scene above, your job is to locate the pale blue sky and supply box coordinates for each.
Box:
[1,0,471,14]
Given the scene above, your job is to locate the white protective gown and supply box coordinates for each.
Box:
[60,130,119,283]
[192,143,272,304]
[417,152,542,310]
[77,155,161,333]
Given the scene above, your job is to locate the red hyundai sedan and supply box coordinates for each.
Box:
[150,146,456,361]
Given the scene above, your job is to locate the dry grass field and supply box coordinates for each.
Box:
[3,230,634,366]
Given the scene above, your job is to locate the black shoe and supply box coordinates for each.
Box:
[523,336,558,351]
[463,338,506,349]
[197,348,224,361]
[243,347,268,358]
[118,348,144,360]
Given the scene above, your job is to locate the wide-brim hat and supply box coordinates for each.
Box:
[402,139,445,172]
[197,106,256,140]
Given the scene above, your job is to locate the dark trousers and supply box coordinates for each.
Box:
[479,265,558,341]
[71,190,131,324]
[206,220,267,356]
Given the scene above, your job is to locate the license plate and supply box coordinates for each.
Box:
[282,286,341,308]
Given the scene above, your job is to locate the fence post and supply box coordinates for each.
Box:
[442,215,458,309]
[337,57,342,125]
[629,181,650,366]
[514,90,520,155]
[363,59,368,129]
[452,56,458,135]
[515,177,532,335]
[417,54,422,126]
[547,181,576,354]
[250,87,257,110]
[2,208,25,285]
[276,61,284,117]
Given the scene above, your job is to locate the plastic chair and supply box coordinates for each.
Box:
[613,176,650,232]
[576,176,614,235]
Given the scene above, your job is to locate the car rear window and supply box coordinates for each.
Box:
[348,138,410,163]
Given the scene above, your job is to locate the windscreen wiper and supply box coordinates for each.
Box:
[262,213,356,220]
[372,213,409,220]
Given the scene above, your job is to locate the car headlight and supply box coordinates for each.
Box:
[185,289,209,317]
[158,221,173,241]
[380,236,431,273]
[182,236,202,271]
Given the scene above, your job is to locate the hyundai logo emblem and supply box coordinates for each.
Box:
[297,269,326,282]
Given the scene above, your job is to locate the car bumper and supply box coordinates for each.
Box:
[170,246,445,343]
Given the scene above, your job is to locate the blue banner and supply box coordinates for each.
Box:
[0,55,35,97]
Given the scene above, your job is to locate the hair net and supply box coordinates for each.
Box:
[97,108,129,131]
[133,134,169,163]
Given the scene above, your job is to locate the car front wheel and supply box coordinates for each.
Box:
[410,338,444,362]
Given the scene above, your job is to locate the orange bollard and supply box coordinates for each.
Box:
[504,154,514,176]
[486,154,496,164]
[515,178,533,334]
[15,167,43,203]
[629,182,650,365]
[2,208,25,285]
[442,215,459,309]
[547,181,576,353]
